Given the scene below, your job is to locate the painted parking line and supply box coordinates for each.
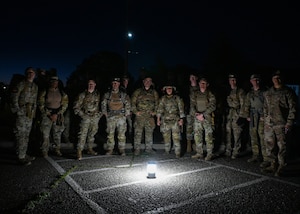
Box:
[45,155,300,214]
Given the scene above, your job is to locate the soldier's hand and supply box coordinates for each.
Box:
[50,114,58,122]
[17,108,25,116]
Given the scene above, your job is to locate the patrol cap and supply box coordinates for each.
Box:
[50,76,59,81]
[162,85,176,91]
[272,70,281,77]
[228,74,237,79]
[111,77,121,82]
[250,74,260,80]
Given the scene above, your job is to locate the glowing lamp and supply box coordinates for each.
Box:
[147,161,157,179]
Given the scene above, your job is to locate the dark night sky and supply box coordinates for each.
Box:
[1,1,299,84]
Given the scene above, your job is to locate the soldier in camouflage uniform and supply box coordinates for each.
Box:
[101,77,131,156]
[225,74,246,159]
[186,73,199,153]
[262,70,297,176]
[131,76,159,155]
[73,79,101,160]
[10,67,38,165]
[38,76,69,157]
[190,77,216,161]
[156,84,185,158]
[241,74,268,165]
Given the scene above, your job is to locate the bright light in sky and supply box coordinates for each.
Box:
[127,32,133,39]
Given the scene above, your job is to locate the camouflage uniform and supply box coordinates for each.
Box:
[242,74,267,164]
[131,85,159,154]
[226,75,246,159]
[157,88,185,157]
[62,108,71,144]
[190,85,216,160]
[38,77,68,157]
[263,71,297,176]
[10,70,38,164]
[101,85,131,156]
[73,88,101,158]
[186,84,199,152]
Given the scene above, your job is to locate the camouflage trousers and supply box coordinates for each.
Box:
[249,118,267,160]
[133,115,155,150]
[193,119,214,155]
[62,109,71,144]
[106,115,127,150]
[40,115,65,152]
[226,118,243,156]
[14,115,34,159]
[185,114,194,141]
[77,115,100,151]
[160,120,181,155]
[264,123,287,166]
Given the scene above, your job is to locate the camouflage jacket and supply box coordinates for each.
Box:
[226,87,246,119]
[101,90,131,117]
[73,89,101,117]
[242,87,265,118]
[157,94,185,121]
[131,87,159,116]
[263,85,297,126]
[190,89,216,121]
[10,79,38,115]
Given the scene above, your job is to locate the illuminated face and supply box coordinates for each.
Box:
[272,75,282,86]
[228,78,237,88]
[250,78,260,86]
[165,87,173,95]
[50,79,58,88]
[88,80,96,91]
[199,80,208,91]
[112,81,120,90]
[143,78,152,88]
[26,69,36,81]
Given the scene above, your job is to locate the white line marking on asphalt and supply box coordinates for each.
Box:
[143,177,269,214]
[84,165,221,194]
[46,157,108,214]
[70,158,178,175]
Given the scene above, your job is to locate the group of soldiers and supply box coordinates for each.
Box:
[10,67,297,177]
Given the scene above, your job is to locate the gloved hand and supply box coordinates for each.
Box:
[236,117,247,126]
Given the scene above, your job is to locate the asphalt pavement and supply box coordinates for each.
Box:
[1,138,300,214]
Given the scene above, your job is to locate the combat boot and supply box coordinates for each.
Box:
[134,148,140,156]
[119,149,126,156]
[225,151,231,157]
[42,151,48,158]
[106,150,113,155]
[260,161,271,168]
[87,148,98,156]
[192,153,203,159]
[275,164,285,177]
[262,162,277,173]
[77,150,82,161]
[55,149,62,157]
[205,153,214,161]
[18,158,31,166]
[175,153,181,158]
[247,156,259,163]
[25,155,36,162]
[186,140,192,153]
